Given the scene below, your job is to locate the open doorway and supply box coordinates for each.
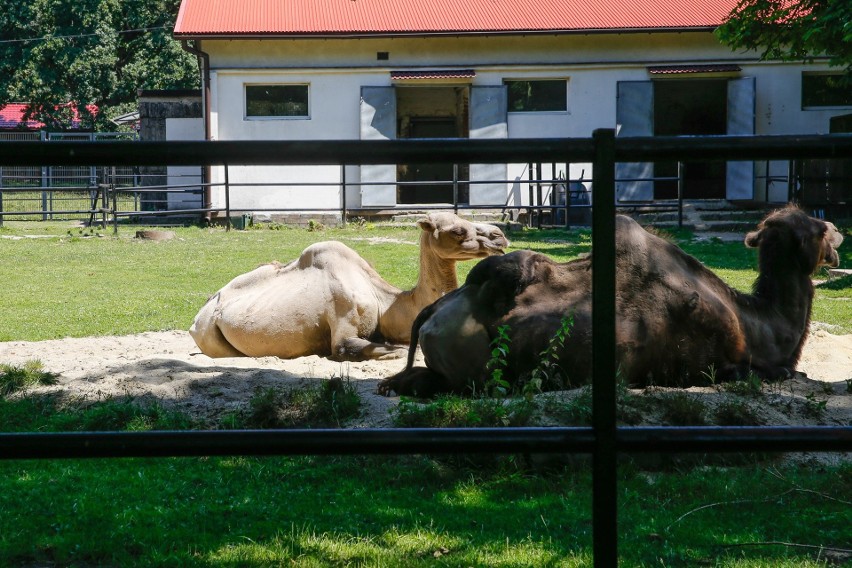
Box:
[654,80,727,199]
[397,87,469,204]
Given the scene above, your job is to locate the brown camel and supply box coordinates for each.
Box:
[378,206,843,396]
[189,212,508,361]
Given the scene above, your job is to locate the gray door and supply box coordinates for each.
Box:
[360,87,397,206]
[469,86,508,205]
[615,81,654,201]
[726,77,756,200]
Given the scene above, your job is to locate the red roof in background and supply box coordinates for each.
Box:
[174,0,738,37]
[0,104,43,130]
[0,103,97,130]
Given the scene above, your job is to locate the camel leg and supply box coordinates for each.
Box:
[188,294,247,358]
[333,337,407,361]
[378,367,454,397]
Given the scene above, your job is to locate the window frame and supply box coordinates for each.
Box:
[801,73,852,110]
[244,83,311,120]
[503,78,568,113]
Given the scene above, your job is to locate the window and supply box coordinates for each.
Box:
[505,80,567,112]
[802,74,852,108]
[245,85,309,118]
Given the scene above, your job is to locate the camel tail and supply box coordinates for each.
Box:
[405,291,456,371]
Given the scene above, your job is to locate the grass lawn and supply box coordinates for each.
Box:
[0,217,850,566]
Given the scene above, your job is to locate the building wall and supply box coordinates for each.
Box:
[199,32,850,211]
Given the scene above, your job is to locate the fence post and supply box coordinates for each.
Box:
[341,164,347,227]
[591,128,617,568]
[452,164,459,215]
[677,161,684,229]
[224,163,231,231]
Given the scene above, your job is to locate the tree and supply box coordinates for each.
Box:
[716,0,852,76]
[0,0,199,131]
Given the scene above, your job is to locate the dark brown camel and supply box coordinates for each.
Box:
[378,206,844,397]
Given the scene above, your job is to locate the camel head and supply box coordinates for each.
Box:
[745,206,844,274]
[417,212,509,260]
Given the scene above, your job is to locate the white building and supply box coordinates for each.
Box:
[172,0,852,217]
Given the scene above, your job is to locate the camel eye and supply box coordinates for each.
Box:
[451,227,467,237]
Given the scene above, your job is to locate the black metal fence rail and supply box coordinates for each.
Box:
[2,426,849,460]
[1,130,851,568]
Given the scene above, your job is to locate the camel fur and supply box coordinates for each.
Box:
[378,206,843,397]
[189,212,508,361]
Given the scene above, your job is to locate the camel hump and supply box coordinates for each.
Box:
[465,250,545,287]
[296,240,372,271]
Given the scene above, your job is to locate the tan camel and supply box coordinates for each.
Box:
[189,212,509,361]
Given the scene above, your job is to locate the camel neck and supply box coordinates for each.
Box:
[377,234,459,344]
[752,249,814,317]
[410,234,459,304]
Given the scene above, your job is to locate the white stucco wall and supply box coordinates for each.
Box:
[165,117,204,209]
[197,32,850,211]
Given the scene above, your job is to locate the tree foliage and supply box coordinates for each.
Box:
[0,0,199,130]
[717,0,852,75]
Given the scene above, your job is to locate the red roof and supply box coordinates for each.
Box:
[0,103,97,130]
[174,0,738,37]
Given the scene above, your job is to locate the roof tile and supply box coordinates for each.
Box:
[174,0,738,36]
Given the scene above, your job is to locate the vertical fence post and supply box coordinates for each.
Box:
[341,164,347,227]
[677,161,684,229]
[591,128,618,568]
[453,164,459,215]
[224,163,231,231]
[111,166,119,236]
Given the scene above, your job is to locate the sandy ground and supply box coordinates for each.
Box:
[1,324,849,430]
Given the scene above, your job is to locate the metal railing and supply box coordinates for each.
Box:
[2,137,846,228]
[1,131,851,567]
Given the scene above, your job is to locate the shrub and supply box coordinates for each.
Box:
[714,399,763,426]
[658,392,707,426]
[0,360,58,396]
[393,395,535,428]
[240,377,361,429]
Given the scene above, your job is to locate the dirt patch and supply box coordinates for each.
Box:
[1,327,849,462]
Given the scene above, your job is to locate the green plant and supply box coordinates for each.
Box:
[292,375,361,427]
[803,392,828,419]
[525,314,574,397]
[658,392,707,426]
[0,360,58,396]
[724,371,764,397]
[393,395,534,428]
[242,377,361,429]
[544,386,593,425]
[714,399,763,426]
[485,324,512,397]
[307,219,326,231]
[700,364,718,387]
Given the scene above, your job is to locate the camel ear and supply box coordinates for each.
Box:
[744,230,761,248]
[824,221,844,249]
[417,218,437,236]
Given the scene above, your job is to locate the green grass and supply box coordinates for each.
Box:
[223,377,362,429]
[0,452,848,566]
[0,360,58,396]
[0,217,850,566]
[0,218,849,340]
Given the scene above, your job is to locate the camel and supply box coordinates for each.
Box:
[378,206,844,397]
[189,212,509,361]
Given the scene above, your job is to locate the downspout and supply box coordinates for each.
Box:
[181,39,213,223]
